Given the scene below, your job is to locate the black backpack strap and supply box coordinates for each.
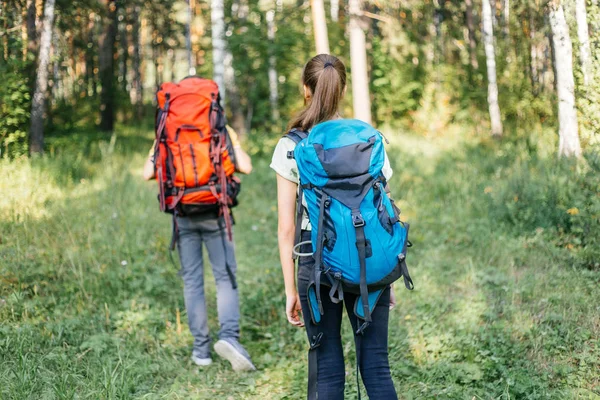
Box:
[283,128,308,159]
[307,332,323,400]
[352,209,372,334]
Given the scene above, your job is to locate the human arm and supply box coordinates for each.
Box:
[143,143,156,181]
[233,145,253,174]
[226,125,253,174]
[276,174,304,327]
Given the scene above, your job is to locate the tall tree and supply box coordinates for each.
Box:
[311,0,329,54]
[575,0,592,86]
[98,0,118,132]
[549,1,581,157]
[465,0,479,71]
[131,4,143,119]
[29,0,56,154]
[349,0,371,124]
[482,0,503,136]
[186,0,195,75]
[266,9,279,120]
[26,0,37,55]
[212,0,227,103]
[331,0,339,22]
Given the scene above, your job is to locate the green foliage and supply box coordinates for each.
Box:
[1,125,599,398]
[0,61,30,158]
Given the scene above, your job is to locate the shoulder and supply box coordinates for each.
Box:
[270,137,299,183]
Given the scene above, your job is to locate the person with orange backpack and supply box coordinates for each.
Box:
[143,76,255,371]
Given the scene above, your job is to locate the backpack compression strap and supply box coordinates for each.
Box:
[352,209,372,335]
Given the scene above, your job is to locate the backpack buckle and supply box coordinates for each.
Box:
[352,214,365,227]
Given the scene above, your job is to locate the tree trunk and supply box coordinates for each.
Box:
[482,0,503,136]
[266,9,279,121]
[311,0,329,54]
[575,0,592,86]
[331,0,339,22]
[465,0,478,71]
[549,1,581,158]
[186,0,195,75]
[529,10,539,94]
[224,50,246,135]
[119,7,128,93]
[211,0,227,104]
[98,0,118,132]
[349,0,371,124]
[26,0,37,54]
[503,0,509,37]
[131,5,143,119]
[29,0,55,155]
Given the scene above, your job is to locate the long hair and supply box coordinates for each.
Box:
[288,54,347,131]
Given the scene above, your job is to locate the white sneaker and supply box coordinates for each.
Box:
[191,354,213,367]
[214,339,256,372]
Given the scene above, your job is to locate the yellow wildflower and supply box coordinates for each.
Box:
[567,208,579,215]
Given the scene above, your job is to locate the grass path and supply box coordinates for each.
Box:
[1,126,598,399]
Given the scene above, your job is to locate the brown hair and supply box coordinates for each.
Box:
[288,54,347,131]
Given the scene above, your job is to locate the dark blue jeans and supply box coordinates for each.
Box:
[297,233,398,400]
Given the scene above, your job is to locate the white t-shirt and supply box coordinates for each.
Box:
[270,136,394,231]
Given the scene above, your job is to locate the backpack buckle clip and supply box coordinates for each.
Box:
[352,213,365,227]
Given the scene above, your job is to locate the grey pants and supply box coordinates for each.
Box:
[176,214,239,358]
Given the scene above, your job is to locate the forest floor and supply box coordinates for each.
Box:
[1,125,599,399]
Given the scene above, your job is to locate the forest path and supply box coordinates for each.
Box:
[0,126,598,399]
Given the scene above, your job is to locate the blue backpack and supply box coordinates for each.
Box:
[287,119,414,335]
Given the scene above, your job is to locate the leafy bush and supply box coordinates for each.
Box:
[484,146,600,269]
[0,59,30,158]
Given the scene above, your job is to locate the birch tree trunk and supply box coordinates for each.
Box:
[311,0,329,54]
[266,9,279,120]
[331,0,339,22]
[98,0,118,132]
[503,0,509,37]
[549,1,581,158]
[482,0,503,136]
[465,0,478,71]
[349,0,371,124]
[211,0,227,103]
[186,0,195,75]
[575,0,592,86]
[29,0,55,155]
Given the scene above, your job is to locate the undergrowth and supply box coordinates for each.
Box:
[0,125,598,399]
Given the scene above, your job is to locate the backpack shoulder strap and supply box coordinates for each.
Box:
[283,128,308,159]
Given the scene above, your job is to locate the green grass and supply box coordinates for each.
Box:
[1,125,599,399]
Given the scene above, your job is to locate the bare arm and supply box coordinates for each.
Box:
[143,155,156,181]
[233,146,253,174]
[276,174,304,326]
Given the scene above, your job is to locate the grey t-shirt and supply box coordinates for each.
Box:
[270,137,394,231]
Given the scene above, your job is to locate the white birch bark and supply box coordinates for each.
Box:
[482,0,503,136]
[549,1,581,158]
[186,0,195,75]
[266,10,280,120]
[575,0,592,86]
[211,0,227,104]
[311,0,330,54]
[503,0,510,37]
[349,0,371,124]
[331,0,339,22]
[29,0,56,154]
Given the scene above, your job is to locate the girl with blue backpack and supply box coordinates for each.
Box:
[271,54,413,400]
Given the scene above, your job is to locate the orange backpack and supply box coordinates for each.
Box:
[154,77,240,240]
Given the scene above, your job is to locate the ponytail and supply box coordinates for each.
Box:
[288,54,347,131]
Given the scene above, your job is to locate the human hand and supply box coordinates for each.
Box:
[286,293,304,327]
[389,286,397,310]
